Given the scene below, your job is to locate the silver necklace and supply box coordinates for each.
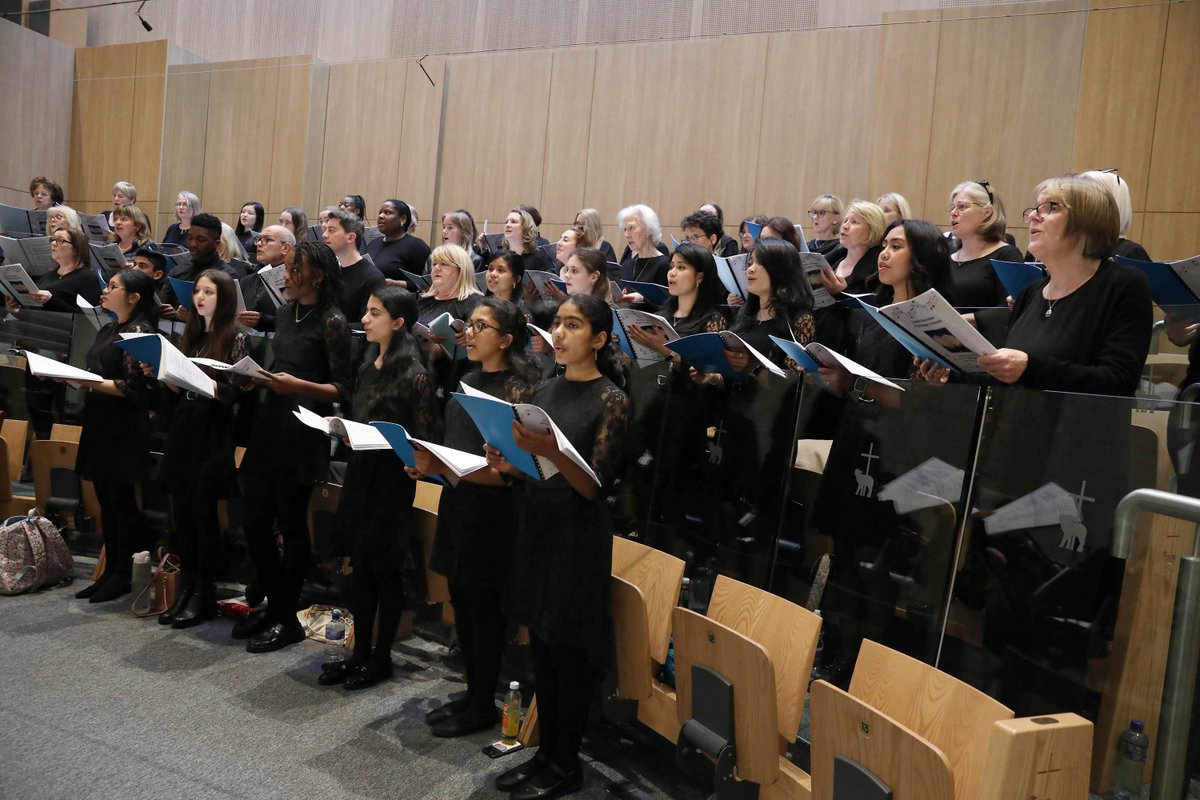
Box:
[1044,298,1059,318]
[295,304,316,323]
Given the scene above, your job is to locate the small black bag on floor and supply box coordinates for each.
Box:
[0,515,75,595]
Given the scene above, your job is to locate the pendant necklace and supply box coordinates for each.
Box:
[1044,298,1058,318]
[296,303,315,324]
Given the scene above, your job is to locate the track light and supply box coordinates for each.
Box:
[135,1,152,31]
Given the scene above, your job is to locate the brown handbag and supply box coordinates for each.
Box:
[132,553,180,617]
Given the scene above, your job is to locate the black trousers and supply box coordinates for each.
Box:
[450,580,507,716]
[93,479,145,580]
[350,545,408,665]
[530,632,590,772]
[243,475,313,624]
[170,482,220,588]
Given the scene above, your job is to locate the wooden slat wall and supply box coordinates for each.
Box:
[0,22,75,208]
[61,2,1197,263]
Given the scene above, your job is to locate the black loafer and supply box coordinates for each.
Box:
[318,660,357,686]
[430,707,498,738]
[425,697,471,725]
[509,762,582,800]
[231,608,271,639]
[246,622,306,653]
[343,660,393,690]
[495,752,550,792]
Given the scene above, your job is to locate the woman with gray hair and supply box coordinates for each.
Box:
[163,191,201,248]
[617,203,670,285]
[1080,169,1150,262]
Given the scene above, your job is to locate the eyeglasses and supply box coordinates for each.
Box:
[50,238,72,246]
[808,209,833,218]
[948,201,984,214]
[683,232,709,244]
[257,236,278,245]
[103,282,126,292]
[1099,167,1123,186]
[1022,201,1069,223]
[466,320,502,334]
[431,262,458,271]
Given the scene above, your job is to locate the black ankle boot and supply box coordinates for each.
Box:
[75,570,112,600]
[171,587,217,629]
[90,575,132,603]
[159,574,193,625]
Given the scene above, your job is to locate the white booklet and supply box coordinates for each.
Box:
[0,263,44,307]
[612,308,679,366]
[24,350,103,386]
[801,252,835,310]
[0,235,54,275]
[877,288,997,373]
[713,253,750,300]
[257,264,286,308]
[768,336,904,392]
[190,355,271,380]
[292,405,390,451]
[115,333,215,398]
[89,242,128,273]
[76,295,108,331]
[80,214,112,244]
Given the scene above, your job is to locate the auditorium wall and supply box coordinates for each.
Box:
[61,0,1200,260]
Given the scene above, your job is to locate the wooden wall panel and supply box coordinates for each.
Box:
[437,51,553,236]
[1141,214,1200,264]
[1071,4,1168,211]
[867,17,941,221]
[300,62,330,217]
[395,56,445,245]
[319,60,409,218]
[157,64,212,236]
[756,28,879,223]
[539,49,598,231]
[924,10,1086,236]
[201,59,281,217]
[129,40,167,215]
[267,58,317,215]
[0,22,74,208]
[1145,1,1200,212]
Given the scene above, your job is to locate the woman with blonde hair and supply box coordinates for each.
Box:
[875,192,912,226]
[503,208,556,273]
[807,194,843,256]
[45,204,82,237]
[419,243,483,404]
[109,204,154,258]
[574,208,616,264]
[946,179,1022,308]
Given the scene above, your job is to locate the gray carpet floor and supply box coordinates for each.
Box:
[0,564,708,800]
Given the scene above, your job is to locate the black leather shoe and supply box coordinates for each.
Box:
[495,752,550,792]
[89,578,131,603]
[171,592,217,629]
[425,697,471,725]
[246,622,306,653]
[159,583,193,625]
[75,573,109,599]
[509,762,582,800]
[318,659,359,686]
[231,608,271,639]
[343,660,394,690]
[430,707,498,738]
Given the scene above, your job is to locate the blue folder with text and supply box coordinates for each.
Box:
[1117,254,1200,321]
[168,277,194,310]
[368,421,448,486]
[620,280,670,306]
[991,260,1045,300]
[842,295,952,370]
[664,331,786,381]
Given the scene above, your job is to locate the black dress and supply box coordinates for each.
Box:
[366,234,432,281]
[36,266,102,312]
[619,253,671,285]
[506,376,632,647]
[949,243,1023,308]
[162,223,189,248]
[76,317,156,483]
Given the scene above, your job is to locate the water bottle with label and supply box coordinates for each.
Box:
[324,609,346,667]
[1112,719,1149,800]
[131,551,151,614]
[501,681,522,744]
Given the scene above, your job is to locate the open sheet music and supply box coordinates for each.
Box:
[114,333,216,398]
[876,289,996,373]
[768,335,904,391]
[0,235,54,275]
[291,405,390,450]
[0,264,44,307]
[611,309,678,366]
[23,350,103,386]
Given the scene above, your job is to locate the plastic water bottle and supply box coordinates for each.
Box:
[1112,719,1149,800]
[324,609,346,666]
[131,551,151,614]
[502,681,522,743]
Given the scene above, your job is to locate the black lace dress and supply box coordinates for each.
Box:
[505,376,632,647]
[430,368,532,588]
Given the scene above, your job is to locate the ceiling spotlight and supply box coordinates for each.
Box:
[136,1,152,31]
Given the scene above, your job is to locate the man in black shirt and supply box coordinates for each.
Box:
[163,213,239,320]
[237,224,293,332]
[324,208,386,323]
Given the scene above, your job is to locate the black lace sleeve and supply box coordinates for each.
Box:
[591,383,632,490]
[793,313,816,345]
[113,321,156,409]
[322,310,352,403]
[704,311,728,333]
[214,332,252,403]
[409,371,441,442]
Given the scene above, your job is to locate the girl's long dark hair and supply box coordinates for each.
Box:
[661,243,723,323]
[358,287,425,421]
[476,296,541,387]
[294,240,343,313]
[484,251,525,301]
[874,219,954,306]
[564,293,627,391]
[235,201,264,237]
[117,269,161,327]
[732,237,814,335]
[180,269,239,362]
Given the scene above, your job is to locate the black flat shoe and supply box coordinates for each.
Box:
[231,608,271,639]
[318,659,359,686]
[425,697,471,725]
[509,763,582,800]
[89,579,131,604]
[171,595,217,629]
[430,707,498,738]
[495,752,550,792]
[246,622,306,653]
[75,575,108,599]
[343,660,394,690]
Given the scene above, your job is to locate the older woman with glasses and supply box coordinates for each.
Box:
[946,179,1022,308]
[919,173,1151,396]
[806,194,843,256]
[4,228,100,313]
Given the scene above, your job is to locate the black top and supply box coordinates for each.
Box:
[36,265,101,312]
[826,244,882,294]
[337,258,388,323]
[162,223,189,248]
[431,367,534,587]
[418,293,483,402]
[506,375,632,646]
[240,266,280,332]
[854,316,914,379]
[809,239,840,257]
[1114,238,1151,262]
[733,313,817,368]
[237,230,259,258]
[366,234,432,281]
[619,253,671,285]
[717,234,740,258]
[950,243,1023,309]
[1006,258,1152,397]
[598,240,618,265]
[162,252,240,306]
[76,316,157,483]
[671,307,728,337]
[241,303,352,481]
